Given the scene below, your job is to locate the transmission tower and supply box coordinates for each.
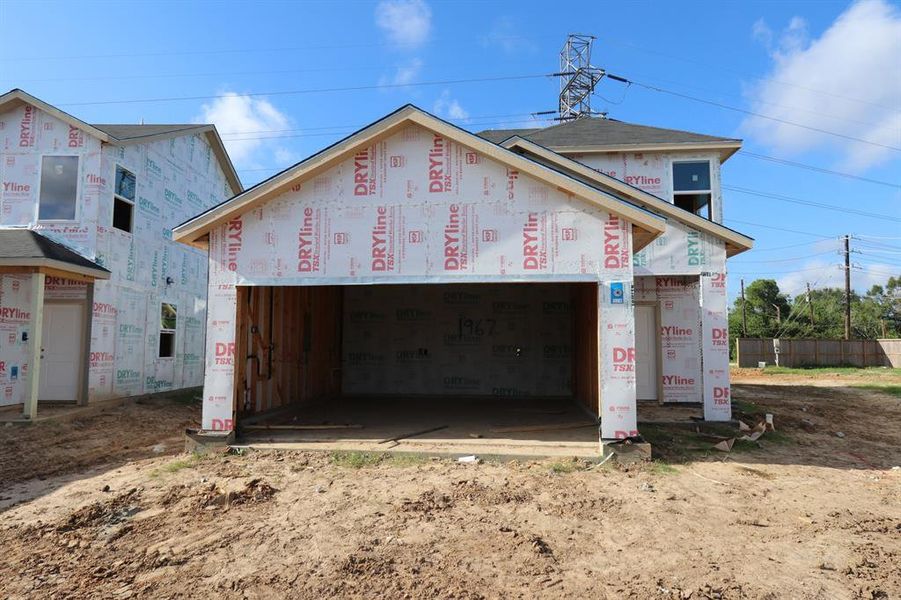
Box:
[558,34,605,121]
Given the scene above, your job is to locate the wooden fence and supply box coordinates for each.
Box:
[735,338,901,368]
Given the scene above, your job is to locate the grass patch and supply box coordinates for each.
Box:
[548,461,581,474]
[330,451,431,469]
[151,452,206,477]
[852,384,901,398]
[760,366,901,377]
[732,399,765,417]
[649,461,678,475]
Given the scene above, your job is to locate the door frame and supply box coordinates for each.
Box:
[41,294,93,405]
[634,301,663,404]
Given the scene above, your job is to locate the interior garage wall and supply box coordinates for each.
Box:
[341,283,573,398]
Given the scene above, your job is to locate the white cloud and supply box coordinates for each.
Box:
[433,90,469,120]
[375,0,431,48]
[196,92,294,169]
[379,58,424,88]
[481,17,537,54]
[742,0,901,171]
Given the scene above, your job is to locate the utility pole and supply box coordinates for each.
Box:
[844,234,851,340]
[740,278,748,337]
[806,282,815,328]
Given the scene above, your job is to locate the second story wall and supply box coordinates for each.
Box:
[1,103,104,257]
[564,149,728,277]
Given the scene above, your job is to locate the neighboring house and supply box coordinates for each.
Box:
[0,89,241,418]
[172,104,752,445]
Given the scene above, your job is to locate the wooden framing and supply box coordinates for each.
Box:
[172,105,667,250]
[23,272,45,420]
[571,283,600,416]
[234,285,343,419]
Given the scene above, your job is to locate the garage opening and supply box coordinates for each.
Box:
[234,282,601,456]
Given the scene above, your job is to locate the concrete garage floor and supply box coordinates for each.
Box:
[238,396,602,458]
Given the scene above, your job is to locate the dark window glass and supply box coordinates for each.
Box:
[673,161,711,191]
[113,197,133,232]
[159,332,175,358]
[674,193,712,219]
[38,156,79,220]
[115,166,136,201]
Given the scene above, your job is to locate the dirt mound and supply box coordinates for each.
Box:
[57,488,141,532]
[195,478,277,510]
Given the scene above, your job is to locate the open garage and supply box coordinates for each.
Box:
[229,282,604,455]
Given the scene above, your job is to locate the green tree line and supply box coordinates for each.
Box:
[728,275,901,347]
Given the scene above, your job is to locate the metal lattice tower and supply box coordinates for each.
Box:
[558,34,605,121]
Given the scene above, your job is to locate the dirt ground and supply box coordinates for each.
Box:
[0,372,899,599]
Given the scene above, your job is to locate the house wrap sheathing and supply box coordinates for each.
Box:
[0,90,239,412]
[175,105,751,443]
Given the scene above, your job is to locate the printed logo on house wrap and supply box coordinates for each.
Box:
[713,386,730,405]
[19,105,35,147]
[603,215,628,270]
[297,207,321,272]
[612,347,635,372]
[444,204,467,271]
[353,148,375,196]
[225,218,243,272]
[522,212,547,270]
[371,206,395,272]
[215,342,235,366]
[428,135,451,193]
[687,231,707,266]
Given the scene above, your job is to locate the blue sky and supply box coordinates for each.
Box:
[1,0,898,301]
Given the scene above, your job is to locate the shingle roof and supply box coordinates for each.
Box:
[477,117,740,152]
[91,124,210,141]
[0,229,110,278]
[477,128,541,144]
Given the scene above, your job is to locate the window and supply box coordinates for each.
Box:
[159,303,177,358]
[113,165,136,233]
[38,156,79,220]
[672,161,712,220]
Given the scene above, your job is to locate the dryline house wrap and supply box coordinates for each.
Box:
[0,89,240,417]
[174,105,751,445]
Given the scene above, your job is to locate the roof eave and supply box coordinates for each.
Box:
[551,140,743,162]
[0,257,110,280]
[0,89,113,143]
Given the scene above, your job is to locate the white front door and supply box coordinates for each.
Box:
[39,303,84,401]
[634,304,658,401]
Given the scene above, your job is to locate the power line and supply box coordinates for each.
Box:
[725,218,835,238]
[599,35,897,111]
[749,239,838,252]
[605,72,901,152]
[56,73,554,107]
[733,250,839,264]
[724,185,901,222]
[735,151,901,189]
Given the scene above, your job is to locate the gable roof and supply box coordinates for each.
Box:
[0,89,242,195]
[172,104,668,251]
[478,117,742,160]
[500,136,753,257]
[0,229,110,280]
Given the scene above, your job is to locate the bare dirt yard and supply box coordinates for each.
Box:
[1,370,899,599]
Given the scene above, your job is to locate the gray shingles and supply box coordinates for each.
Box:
[477,117,739,148]
[0,229,109,273]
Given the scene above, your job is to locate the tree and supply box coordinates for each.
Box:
[729,279,791,338]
